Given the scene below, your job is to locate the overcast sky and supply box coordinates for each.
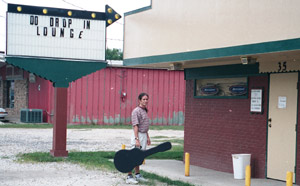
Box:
[0,0,150,52]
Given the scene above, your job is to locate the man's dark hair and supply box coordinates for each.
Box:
[138,93,149,100]
[138,93,149,112]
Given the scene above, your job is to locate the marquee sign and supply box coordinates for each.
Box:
[6,4,120,61]
[5,4,121,87]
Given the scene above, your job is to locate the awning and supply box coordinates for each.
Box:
[5,56,107,87]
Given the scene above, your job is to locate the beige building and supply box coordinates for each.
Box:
[123,0,300,183]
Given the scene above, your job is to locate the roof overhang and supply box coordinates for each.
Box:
[124,38,300,70]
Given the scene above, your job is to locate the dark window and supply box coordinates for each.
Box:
[6,80,14,108]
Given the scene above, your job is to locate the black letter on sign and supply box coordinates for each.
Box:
[50,17,54,27]
[30,16,38,25]
[37,27,40,36]
[84,20,90,29]
[30,16,34,25]
[60,28,64,37]
[34,16,38,25]
[52,28,56,37]
[43,27,47,36]
[68,19,72,28]
[63,19,67,27]
[70,29,74,38]
[55,18,59,27]
[79,31,83,39]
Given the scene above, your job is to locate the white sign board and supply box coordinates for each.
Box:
[7,6,106,61]
[278,96,287,109]
[250,89,262,112]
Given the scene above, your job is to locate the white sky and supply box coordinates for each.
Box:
[0,0,150,52]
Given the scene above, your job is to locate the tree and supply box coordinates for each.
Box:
[105,48,123,60]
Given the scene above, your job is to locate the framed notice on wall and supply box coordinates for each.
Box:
[250,89,263,113]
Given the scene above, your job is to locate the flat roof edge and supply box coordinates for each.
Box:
[124,37,300,66]
[124,0,152,16]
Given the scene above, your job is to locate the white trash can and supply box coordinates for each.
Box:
[232,154,251,179]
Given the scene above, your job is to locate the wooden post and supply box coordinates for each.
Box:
[50,87,68,157]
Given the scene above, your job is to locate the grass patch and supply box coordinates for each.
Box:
[154,139,184,145]
[0,123,53,128]
[18,143,188,185]
[147,145,183,160]
[141,171,193,186]
[0,123,184,130]
[1,156,10,159]
[152,136,170,139]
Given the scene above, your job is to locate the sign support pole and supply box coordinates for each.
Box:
[50,87,68,157]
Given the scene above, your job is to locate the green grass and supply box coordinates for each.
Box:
[0,123,184,130]
[18,141,190,185]
[0,123,53,128]
[147,145,183,160]
[19,145,184,168]
[8,123,188,185]
[141,171,193,186]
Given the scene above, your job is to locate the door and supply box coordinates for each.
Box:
[267,73,298,181]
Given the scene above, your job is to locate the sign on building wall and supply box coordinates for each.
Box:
[250,89,263,113]
[195,77,248,98]
[6,4,106,61]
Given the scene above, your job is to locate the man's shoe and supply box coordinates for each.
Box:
[126,175,138,184]
[135,174,148,182]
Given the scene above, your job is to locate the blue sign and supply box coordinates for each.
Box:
[229,85,247,95]
[201,86,219,95]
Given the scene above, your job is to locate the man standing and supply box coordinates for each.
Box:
[126,93,151,184]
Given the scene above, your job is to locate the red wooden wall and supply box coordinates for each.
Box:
[29,67,185,125]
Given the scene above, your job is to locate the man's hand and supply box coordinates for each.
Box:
[147,137,151,146]
[135,139,141,148]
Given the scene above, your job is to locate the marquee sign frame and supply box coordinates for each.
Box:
[5,3,121,87]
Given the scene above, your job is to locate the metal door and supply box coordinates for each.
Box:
[267,73,298,181]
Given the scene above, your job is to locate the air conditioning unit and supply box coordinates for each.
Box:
[20,109,43,123]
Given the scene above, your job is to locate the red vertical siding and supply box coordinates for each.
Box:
[168,71,175,125]
[98,69,106,124]
[152,70,159,125]
[28,67,185,125]
[124,69,132,124]
[148,70,154,123]
[28,76,50,122]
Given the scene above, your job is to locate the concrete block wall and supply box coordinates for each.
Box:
[184,76,268,178]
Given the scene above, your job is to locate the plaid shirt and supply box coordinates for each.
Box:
[131,106,150,133]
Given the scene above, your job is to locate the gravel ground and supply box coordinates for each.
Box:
[0,128,183,186]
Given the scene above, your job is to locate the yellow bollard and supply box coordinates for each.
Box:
[245,165,251,186]
[185,152,190,176]
[286,171,293,186]
[122,144,125,149]
[143,159,145,164]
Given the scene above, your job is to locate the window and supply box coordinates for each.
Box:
[6,80,14,108]
[195,77,248,98]
[6,65,23,80]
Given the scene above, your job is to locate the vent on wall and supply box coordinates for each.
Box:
[20,109,43,123]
